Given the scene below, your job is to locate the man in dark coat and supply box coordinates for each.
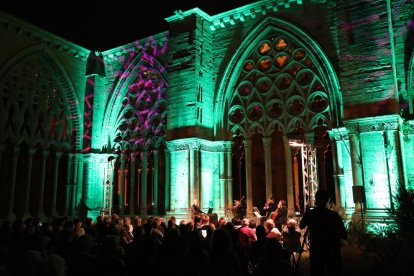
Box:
[299,189,348,276]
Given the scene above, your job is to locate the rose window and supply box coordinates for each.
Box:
[228,34,331,135]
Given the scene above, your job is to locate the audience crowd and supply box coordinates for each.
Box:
[0,214,303,276]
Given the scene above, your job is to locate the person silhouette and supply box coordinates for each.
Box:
[299,189,347,276]
[77,197,91,224]
[263,196,277,218]
[273,199,287,231]
[191,199,204,217]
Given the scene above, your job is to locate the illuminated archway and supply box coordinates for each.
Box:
[215,17,342,214]
[107,52,168,216]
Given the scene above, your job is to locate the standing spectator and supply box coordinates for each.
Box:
[299,189,348,276]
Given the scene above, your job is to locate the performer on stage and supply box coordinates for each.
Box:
[272,199,287,231]
[191,199,204,217]
[263,196,277,218]
[232,197,245,220]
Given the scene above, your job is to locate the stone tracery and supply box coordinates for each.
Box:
[228,35,331,137]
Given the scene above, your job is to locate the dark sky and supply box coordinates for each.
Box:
[1,0,258,51]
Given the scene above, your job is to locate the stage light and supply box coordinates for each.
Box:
[288,139,304,147]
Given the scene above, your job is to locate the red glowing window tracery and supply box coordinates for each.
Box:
[228,34,330,135]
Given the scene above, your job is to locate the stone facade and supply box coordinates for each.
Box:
[0,0,413,223]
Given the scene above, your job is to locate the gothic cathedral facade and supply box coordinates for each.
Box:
[1,0,414,223]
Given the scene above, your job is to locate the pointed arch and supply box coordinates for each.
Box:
[247,122,265,138]
[214,17,342,137]
[266,120,285,135]
[101,52,168,151]
[309,114,330,130]
[0,44,82,150]
[286,117,307,134]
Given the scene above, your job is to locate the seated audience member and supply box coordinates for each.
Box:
[282,219,302,253]
[264,219,282,240]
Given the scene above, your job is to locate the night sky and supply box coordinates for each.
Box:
[0,0,258,51]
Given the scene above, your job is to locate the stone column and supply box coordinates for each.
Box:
[23,148,37,219]
[72,154,81,216]
[7,146,20,220]
[225,143,233,211]
[328,128,349,209]
[332,140,345,206]
[384,129,402,209]
[140,149,148,216]
[164,148,170,212]
[65,153,74,217]
[349,132,364,212]
[129,153,137,214]
[218,143,227,212]
[50,151,62,217]
[283,136,294,215]
[398,124,409,188]
[244,139,253,218]
[137,166,142,210]
[189,142,200,206]
[119,153,126,214]
[153,149,159,215]
[37,149,49,219]
[262,137,273,199]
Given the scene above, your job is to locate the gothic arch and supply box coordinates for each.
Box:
[100,51,169,215]
[213,17,343,213]
[102,52,168,151]
[0,44,82,150]
[214,17,342,138]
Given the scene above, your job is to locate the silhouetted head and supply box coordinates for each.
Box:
[315,189,329,207]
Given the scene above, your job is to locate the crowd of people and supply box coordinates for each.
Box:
[0,190,347,276]
[0,215,302,276]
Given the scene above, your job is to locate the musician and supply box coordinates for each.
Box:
[263,196,277,218]
[191,199,204,217]
[232,198,245,220]
[272,199,287,231]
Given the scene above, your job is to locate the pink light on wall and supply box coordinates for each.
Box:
[115,64,167,152]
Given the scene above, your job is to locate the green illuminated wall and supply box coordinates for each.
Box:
[1,0,414,223]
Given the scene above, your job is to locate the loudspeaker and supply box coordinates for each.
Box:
[352,186,366,203]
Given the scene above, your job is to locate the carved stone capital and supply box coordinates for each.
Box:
[328,128,349,141]
[402,120,414,135]
[262,137,272,148]
[166,142,188,152]
[344,115,401,134]
[243,139,252,149]
[189,141,200,151]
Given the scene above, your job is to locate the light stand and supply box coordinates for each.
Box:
[101,156,115,216]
